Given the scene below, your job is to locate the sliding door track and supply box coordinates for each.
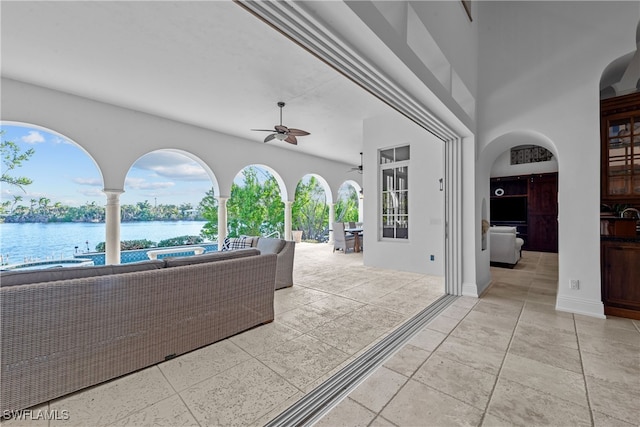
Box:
[265,294,459,427]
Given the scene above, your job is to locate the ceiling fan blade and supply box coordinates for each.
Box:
[252,129,276,132]
[274,125,289,133]
[264,134,276,143]
[284,135,298,145]
[288,128,310,136]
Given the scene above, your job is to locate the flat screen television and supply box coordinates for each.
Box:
[490,197,527,222]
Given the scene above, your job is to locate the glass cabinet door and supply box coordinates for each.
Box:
[605,115,640,197]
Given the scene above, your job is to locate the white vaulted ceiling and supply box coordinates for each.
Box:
[0,1,393,167]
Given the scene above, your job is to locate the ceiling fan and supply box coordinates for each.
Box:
[349,152,363,174]
[252,101,310,145]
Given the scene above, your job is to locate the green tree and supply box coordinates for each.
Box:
[335,186,359,223]
[198,188,218,240]
[292,176,329,241]
[0,132,35,192]
[227,167,284,237]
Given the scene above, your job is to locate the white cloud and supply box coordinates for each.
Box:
[73,177,103,186]
[125,177,175,190]
[21,131,46,144]
[132,151,210,181]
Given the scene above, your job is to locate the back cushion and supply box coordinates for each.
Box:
[164,248,260,267]
[1,265,113,287]
[256,238,286,254]
[490,226,517,234]
[110,260,165,274]
[0,260,166,287]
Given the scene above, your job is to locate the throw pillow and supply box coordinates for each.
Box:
[221,236,252,251]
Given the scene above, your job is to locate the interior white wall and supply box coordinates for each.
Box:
[1,78,360,204]
[476,1,640,317]
[490,149,558,177]
[362,111,445,276]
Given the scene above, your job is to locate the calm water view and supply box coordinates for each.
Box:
[0,221,209,264]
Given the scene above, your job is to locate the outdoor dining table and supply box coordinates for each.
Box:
[345,227,364,253]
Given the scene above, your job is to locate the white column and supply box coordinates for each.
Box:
[358,194,364,223]
[103,189,123,265]
[328,202,336,243]
[217,196,228,251]
[284,200,293,241]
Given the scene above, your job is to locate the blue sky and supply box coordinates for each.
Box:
[1,124,213,207]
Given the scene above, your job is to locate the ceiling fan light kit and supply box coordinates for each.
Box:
[251,101,310,145]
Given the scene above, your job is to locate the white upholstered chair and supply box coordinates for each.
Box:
[333,222,355,253]
[489,226,524,266]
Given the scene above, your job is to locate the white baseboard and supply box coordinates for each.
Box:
[555,295,605,319]
[461,282,479,297]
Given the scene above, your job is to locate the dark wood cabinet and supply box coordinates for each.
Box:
[490,172,558,252]
[601,240,640,320]
[600,93,640,320]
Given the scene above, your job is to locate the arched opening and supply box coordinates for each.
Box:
[120,149,217,251]
[227,165,285,238]
[336,180,362,224]
[292,174,331,242]
[0,122,104,264]
[480,131,560,304]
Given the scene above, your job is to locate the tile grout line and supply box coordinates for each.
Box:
[573,314,596,427]
[477,299,527,426]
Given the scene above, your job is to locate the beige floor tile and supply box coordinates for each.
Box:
[349,366,408,413]
[487,378,591,427]
[337,283,392,304]
[369,291,431,316]
[508,333,582,373]
[424,313,461,334]
[349,304,410,330]
[592,410,638,427]
[109,394,198,426]
[229,320,302,357]
[158,339,252,391]
[525,286,557,305]
[307,315,390,355]
[256,334,351,390]
[449,319,513,353]
[438,303,472,320]
[49,367,174,427]
[307,294,366,318]
[369,415,397,427]
[578,331,640,366]
[514,321,579,349]
[586,375,640,425]
[481,413,517,426]
[180,358,297,427]
[413,353,497,410]
[380,379,484,426]
[406,327,448,353]
[575,313,639,332]
[581,351,640,393]
[383,343,431,377]
[500,353,587,407]
[312,398,376,427]
[432,335,506,375]
[276,304,334,333]
[519,301,575,332]
[470,299,523,320]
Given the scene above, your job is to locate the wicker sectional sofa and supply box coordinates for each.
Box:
[0,248,277,413]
